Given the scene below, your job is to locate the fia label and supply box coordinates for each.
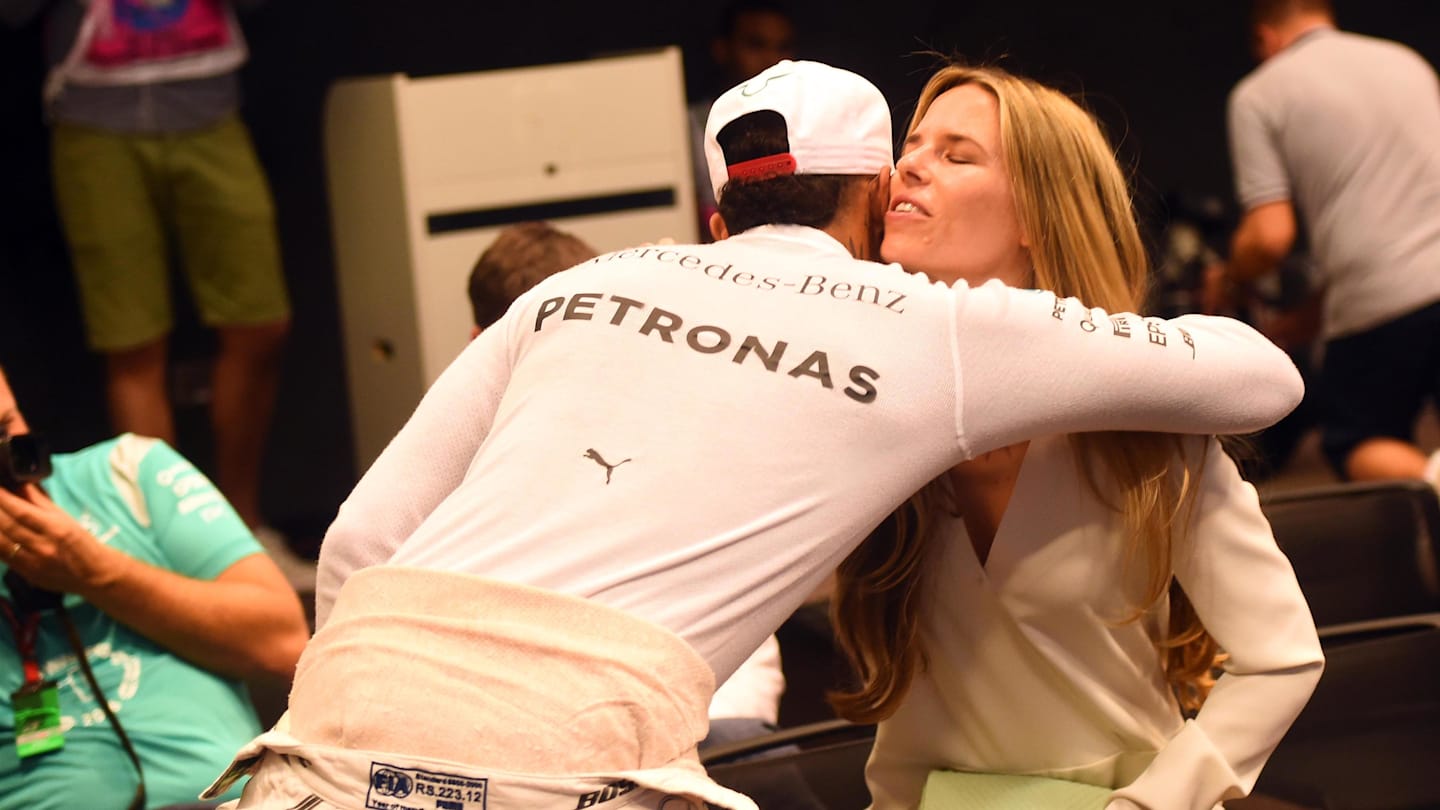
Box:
[367,761,487,810]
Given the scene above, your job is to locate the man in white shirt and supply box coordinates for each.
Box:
[208,60,1303,810]
[467,221,793,758]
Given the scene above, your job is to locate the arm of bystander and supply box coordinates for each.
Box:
[0,442,309,686]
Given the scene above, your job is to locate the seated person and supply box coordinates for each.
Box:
[469,222,789,747]
[0,366,310,809]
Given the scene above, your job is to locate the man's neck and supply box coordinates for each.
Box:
[823,180,883,261]
[1277,16,1334,52]
[822,220,873,262]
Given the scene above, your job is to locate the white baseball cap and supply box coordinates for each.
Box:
[703,59,894,201]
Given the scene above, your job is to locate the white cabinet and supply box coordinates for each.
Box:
[324,47,697,471]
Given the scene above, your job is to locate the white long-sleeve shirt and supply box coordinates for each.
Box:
[315,226,1303,683]
[865,436,1324,810]
[708,634,784,723]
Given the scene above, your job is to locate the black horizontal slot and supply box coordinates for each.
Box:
[427,188,677,234]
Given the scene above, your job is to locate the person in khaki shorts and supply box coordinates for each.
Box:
[0,0,313,587]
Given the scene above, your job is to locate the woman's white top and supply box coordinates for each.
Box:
[866,436,1324,810]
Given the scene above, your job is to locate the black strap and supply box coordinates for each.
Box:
[58,604,146,810]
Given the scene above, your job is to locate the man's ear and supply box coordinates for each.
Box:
[709,212,731,241]
[470,325,482,341]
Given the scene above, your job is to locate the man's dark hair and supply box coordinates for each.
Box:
[468,222,597,328]
[1250,0,1333,25]
[717,0,794,39]
[714,110,865,235]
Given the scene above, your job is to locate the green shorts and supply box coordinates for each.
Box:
[51,115,290,352]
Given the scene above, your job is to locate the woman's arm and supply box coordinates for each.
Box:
[1107,439,1324,809]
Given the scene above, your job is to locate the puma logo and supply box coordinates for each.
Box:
[583,448,632,484]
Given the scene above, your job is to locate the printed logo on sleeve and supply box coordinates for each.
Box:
[1046,293,1198,359]
[368,762,487,810]
[154,459,228,523]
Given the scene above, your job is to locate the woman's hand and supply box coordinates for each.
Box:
[0,483,128,595]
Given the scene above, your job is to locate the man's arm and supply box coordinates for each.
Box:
[1204,201,1296,313]
[1223,79,1296,291]
[314,305,518,627]
[948,280,1305,459]
[0,484,309,685]
[1228,200,1297,283]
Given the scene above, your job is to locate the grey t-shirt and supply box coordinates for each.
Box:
[1228,28,1440,339]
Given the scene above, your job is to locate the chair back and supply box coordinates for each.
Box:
[704,720,876,810]
[1260,480,1440,628]
[1257,481,1440,808]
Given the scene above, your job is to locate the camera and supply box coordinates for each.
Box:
[1,434,59,609]
[0,434,52,493]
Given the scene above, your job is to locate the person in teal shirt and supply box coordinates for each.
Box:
[0,367,310,809]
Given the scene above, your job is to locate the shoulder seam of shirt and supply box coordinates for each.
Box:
[108,433,158,528]
[948,285,970,458]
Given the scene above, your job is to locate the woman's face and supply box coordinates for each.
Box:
[881,83,1031,287]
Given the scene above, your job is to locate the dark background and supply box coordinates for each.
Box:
[2,1,1438,539]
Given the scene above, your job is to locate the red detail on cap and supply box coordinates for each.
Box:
[727,153,798,183]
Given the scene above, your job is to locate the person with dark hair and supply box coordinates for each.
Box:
[467,222,599,336]
[0,367,309,808]
[1217,0,1440,488]
[710,1,796,88]
[707,109,880,249]
[687,1,797,241]
[210,61,1303,810]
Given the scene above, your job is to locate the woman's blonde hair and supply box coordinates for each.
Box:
[830,63,1221,723]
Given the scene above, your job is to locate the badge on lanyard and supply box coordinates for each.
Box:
[12,679,64,758]
[4,596,64,758]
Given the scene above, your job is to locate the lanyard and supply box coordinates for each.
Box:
[1,599,43,685]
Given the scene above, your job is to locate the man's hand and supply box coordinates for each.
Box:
[0,483,129,596]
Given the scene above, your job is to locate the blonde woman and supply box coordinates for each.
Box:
[831,65,1325,810]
